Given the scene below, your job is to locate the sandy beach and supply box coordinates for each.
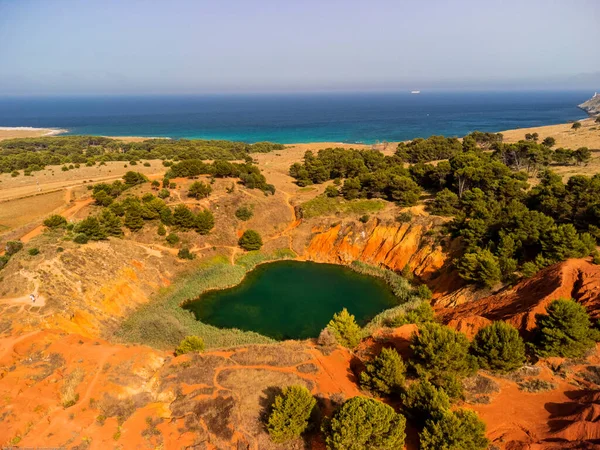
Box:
[0,126,66,141]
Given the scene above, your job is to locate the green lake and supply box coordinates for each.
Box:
[183,261,398,340]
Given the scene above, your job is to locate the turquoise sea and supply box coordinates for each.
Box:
[0,91,591,144]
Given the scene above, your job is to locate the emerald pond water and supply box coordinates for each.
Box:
[183,261,398,340]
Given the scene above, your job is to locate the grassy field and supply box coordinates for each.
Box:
[300,195,386,219]
[0,190,65,232]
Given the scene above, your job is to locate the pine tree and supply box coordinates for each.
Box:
[420,409,489,450]
[360,347,406,395]
[327,308,361,349]
[470,321,525,373]
[267,385,316,443]
[124,205,144,231]
[322,397,406,450]
[195,209,215,235]
[172,204,196,229]
[401,379,450,425]
[534,299,598,358]
[98,210,123,237]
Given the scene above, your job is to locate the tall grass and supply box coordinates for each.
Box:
[115,250,296,350]
[300,196,385,219]
[348,261,432,337]
[349,261,415,302]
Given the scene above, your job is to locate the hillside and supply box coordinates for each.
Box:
[1,126,600,449]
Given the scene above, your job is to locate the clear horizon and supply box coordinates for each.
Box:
[1,0,599,95]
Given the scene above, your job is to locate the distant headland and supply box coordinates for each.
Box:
[578,92,600,116]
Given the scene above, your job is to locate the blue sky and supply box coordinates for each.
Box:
[0,0,598,94]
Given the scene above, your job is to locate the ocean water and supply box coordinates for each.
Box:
[0,91,590,144]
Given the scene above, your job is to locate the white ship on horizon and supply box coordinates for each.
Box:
[411,90,421,94]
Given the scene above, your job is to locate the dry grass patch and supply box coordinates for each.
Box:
[61,367,85,408]
[230,343,310,367]
[517,378,557,393]
[217,367,314,446]
[160,353,231,388]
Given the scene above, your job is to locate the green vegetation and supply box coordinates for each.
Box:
[533,299,599,358]
[177,247,195,260]
[238,229,263,251]
[388,301,435,327]
[360,347,406,395]
[174,336,205,355]
[267,385,316,443]
[410,323,477,398]
[167,159,275,194]
[327,308,362,349]
[188,181,212,199]
[165,233,179,245]
[470,321,525,373]
[420,409,489,450]
[289,136,600,287]
[28,247,40,256]
[322,397,406,450]
[571,121,582,129]
[0,135,283,174]
[300,195,385,219]
[234,205,253,221]
[44,215,67,228]
[401,379,450,425]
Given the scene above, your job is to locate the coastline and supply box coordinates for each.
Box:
[0,116,597,149]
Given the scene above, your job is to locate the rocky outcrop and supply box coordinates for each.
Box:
[578,93,600,116]
[439,259,600,336]
[304,218,448,280]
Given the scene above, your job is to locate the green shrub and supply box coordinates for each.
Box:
[415,284,433,300]
[325,185,339,198]
[5,240,23,256]
[73,233,89,244]
[401,379,450,425]
[410,323,477,396]
[235,206,253,221]
[571,121,582,130]
[44,215,67,228]
[166,233,179,245]
[396,211,413,223]
[327,308,361,349]
[267,385,316,443]
[420,409,489,450]
[75,217,107,240]
[470,321,525,373]
[323,397,406,450]
[175,336,205,355]
[0,255,10,270]
[360,347,406,395]
[238,230,263,251]
[158,188,170,199]
[195,209,215,235]
[358,214,370,223]
[188,181,212,199]
[28,248,40,256]
[177,247,195,260]
[533,299,598,358]
[389,301,435,327]
[157,224,166,236]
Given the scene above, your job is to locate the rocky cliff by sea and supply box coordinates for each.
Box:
[578,93,600,115]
